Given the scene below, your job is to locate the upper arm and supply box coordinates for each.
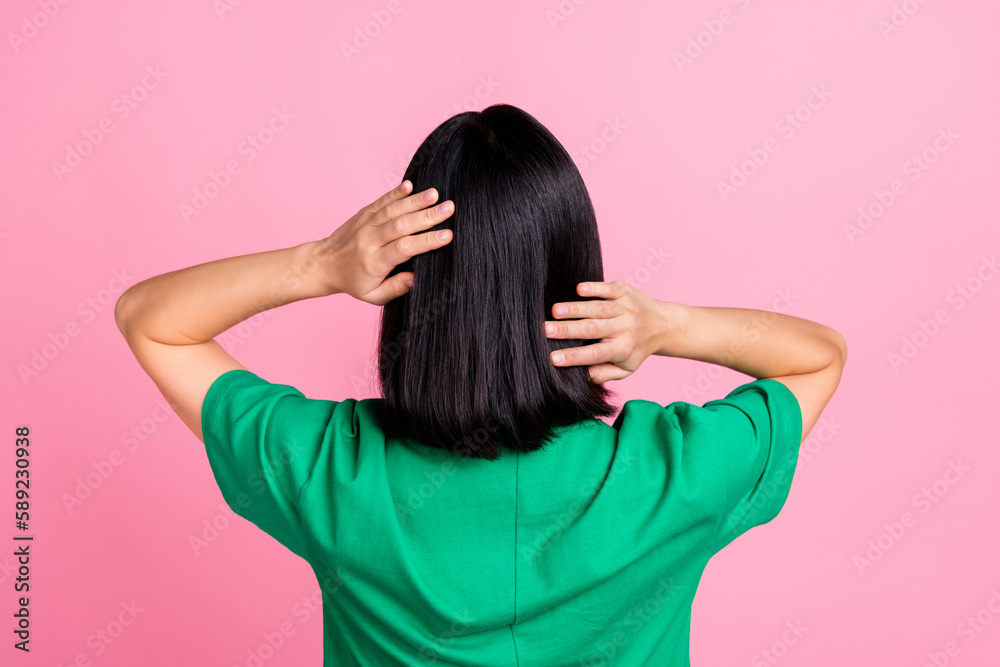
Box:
[116,302,245,442]
[768,335,847,442]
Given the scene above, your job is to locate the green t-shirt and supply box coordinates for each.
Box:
[201,369,802,666]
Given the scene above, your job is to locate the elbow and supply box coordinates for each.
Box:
[114,289,133,337]
[829,330,848,369]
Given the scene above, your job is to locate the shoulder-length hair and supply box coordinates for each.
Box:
[377,103,617,460]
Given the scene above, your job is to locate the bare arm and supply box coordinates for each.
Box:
[114,241,333,441]
[545,282,847,441]
[653,302,846,439]
[115,181,455,443]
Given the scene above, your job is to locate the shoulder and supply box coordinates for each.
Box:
[612,397,707,437]
[327,397,382,439]
[204,369,372,440]
[612,378,800,451]
[614,379,798,424]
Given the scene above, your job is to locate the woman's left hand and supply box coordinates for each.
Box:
[317,181,455,305]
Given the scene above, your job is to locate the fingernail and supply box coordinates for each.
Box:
[545,323,556,335]
[406,278,414,288]
[436,230,451,240]
[554,305,567,316]
[436,201,453,214]
[552,352,565,364]
[579,283,590,293]
[421,189,436,203]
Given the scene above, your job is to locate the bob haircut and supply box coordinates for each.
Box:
[377,103,618,460]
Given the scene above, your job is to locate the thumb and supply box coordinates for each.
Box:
[589,363,631,385]
[366,272,414,305]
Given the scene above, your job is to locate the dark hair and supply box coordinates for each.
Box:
[376,103,617,460]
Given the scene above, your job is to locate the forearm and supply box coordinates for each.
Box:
[654,301,846,379]
[115,240,333,345]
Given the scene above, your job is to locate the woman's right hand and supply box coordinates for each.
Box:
[544,281,680,384]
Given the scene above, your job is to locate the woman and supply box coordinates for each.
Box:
[116,104,846,665]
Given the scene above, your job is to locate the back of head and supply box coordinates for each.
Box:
[378,103,617,460]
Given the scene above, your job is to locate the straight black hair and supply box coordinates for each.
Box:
[376,103,617,460]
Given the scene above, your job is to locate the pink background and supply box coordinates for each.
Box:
[4,0,999,665]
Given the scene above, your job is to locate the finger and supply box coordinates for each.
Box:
[588,363,632,385]
[375,202,455,269]
[373,187,440,231]
[366,181,414,217]
[575,281,628,299]
[550,298,621,321]
[371,191,447,250]
[363,271,413,306]
[543,317,614,341]
[549,340,620,368]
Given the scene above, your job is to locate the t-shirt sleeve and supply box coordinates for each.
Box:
[200,369,335,560]
[699,378,803,551]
